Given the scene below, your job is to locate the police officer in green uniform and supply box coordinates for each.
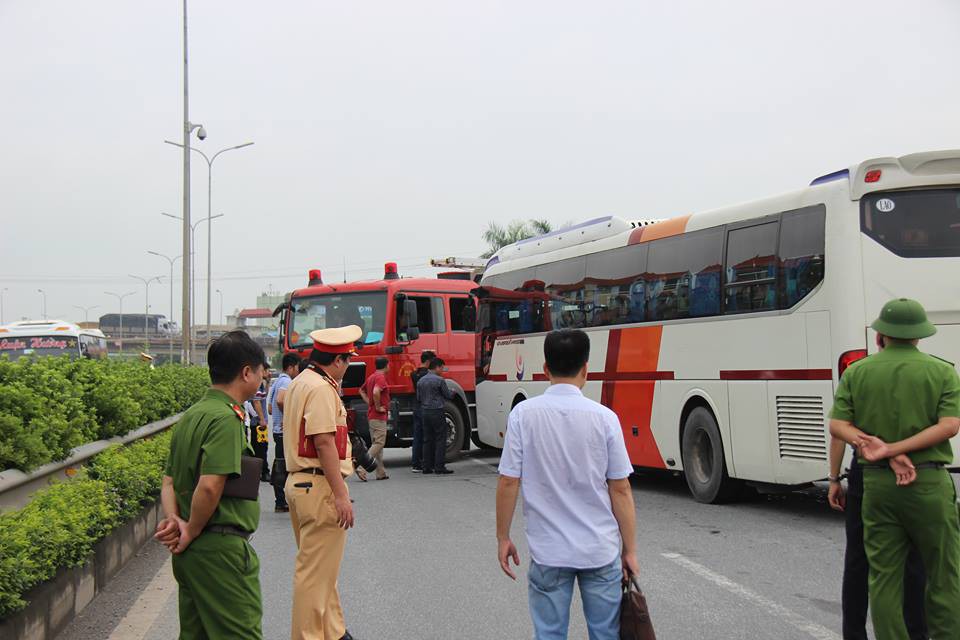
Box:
[155,330,267,640]
[830,298,960,640]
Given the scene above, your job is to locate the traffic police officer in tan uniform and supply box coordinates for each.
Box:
[830,298,960,640]
[283,325,361,640]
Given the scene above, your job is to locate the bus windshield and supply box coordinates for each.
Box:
[0,335,80,359]
[862,188,960,257]
[288,292,387,348]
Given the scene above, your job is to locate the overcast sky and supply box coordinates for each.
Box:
[1,0,958,325]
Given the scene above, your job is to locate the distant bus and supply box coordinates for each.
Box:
[476,149,960,503]
[0,320,108,360]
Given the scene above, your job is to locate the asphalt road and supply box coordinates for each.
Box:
[58,445,855,640]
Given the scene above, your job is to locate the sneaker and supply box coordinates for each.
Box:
[411,467,422,473]
[435,469,454,475]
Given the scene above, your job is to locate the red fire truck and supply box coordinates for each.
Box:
[275,263,480,459]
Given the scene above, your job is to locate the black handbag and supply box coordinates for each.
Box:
[620,575,656,640]
[221,455,263,501]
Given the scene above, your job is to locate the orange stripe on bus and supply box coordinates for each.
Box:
[626,215,691,245]
[606,326,666,469]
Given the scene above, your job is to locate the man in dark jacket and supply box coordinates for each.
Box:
[410,350,435,472]
[417,357,454,475]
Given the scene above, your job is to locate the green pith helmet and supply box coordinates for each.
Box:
[871,298,937,340]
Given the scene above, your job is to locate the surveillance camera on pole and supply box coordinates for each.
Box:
[196,126,207,140]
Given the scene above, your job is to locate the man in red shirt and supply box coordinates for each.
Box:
[360,357,390,480]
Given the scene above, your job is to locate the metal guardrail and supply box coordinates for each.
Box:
[0,413,183,512]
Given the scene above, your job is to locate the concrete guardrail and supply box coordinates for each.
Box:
[0,413,183,511]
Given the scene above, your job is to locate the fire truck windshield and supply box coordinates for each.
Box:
[288,292,387,348]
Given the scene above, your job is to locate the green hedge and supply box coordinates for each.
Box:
[0,430,173,618]
[0,358,208,471]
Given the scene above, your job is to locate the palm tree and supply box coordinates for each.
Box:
[481,219,553,258]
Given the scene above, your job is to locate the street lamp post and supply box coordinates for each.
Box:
[175,0,208,366]
[37,289,47,319]
[130,275,162,352]
[215,288,223,326]
[72,305,99,324]
[1,288,8,324]
[148,250,182,362]
[161,212,222,353]
[165,139,253,343]
[104,291,135,354]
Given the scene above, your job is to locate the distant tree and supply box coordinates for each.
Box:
[481,219,553,258]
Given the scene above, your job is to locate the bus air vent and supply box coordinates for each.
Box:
[775,395,827,461]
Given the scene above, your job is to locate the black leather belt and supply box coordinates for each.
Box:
[295,467,325,475]
[204,524,252,540]
[862,461,945,471]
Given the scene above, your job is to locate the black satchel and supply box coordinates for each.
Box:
[220,455,263,501]
[620,575,656,640]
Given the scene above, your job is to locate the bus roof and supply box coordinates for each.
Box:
[0,320,83,335]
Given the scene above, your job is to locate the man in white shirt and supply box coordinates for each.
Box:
[496,329,637,640]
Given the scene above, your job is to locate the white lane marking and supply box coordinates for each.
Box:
[661,552,841,640]
[107,555,176,640]
[467,457,500,473]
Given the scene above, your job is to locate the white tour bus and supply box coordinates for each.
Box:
[475,149,960,503]
[0,320,108,360]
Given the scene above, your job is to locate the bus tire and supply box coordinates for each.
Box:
[681,406,741,504]
[443,400,466,461]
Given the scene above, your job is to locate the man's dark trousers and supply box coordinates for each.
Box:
[271,432,287,509]
[421,408,447,472]
[843,465,927,640]
[411,406,423,469]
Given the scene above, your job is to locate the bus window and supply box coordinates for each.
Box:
[779,205,826,308]
[584,244,648,326]
[861,189,960,258]
[724,222,779,314]
[535,258,586,329]
[646,228,723,321]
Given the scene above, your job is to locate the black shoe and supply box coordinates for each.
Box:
[275,505,289,513]
[422,469,434,474]
[435,468,454,475]
[340,632,354,640]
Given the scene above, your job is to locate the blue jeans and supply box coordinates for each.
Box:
[528,558,621,640]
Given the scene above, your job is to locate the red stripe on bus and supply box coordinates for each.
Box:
[600,329,623,407]
[590,371,675,381]
[486,374,508,381]
[719,369,832,380]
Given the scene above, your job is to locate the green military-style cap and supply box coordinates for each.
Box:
[871,298,937,340]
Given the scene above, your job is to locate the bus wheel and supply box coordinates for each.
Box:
[681,406,741,504]
[443,401,466,461]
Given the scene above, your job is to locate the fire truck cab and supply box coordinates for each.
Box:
[276,263,479,459]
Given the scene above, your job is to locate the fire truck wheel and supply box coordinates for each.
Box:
[443,400,466,461]
[680,406,742,504]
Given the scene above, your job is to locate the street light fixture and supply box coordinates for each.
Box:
[72,305,99,324]
[148,250,182,360]
[37,289,46,320]
[165,139,253,344]
[129,275,162,351]
[161,212,223,344]
[104,291,135,353]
